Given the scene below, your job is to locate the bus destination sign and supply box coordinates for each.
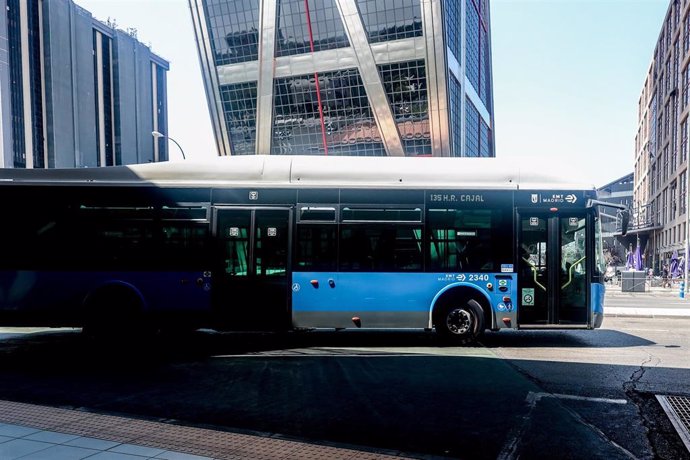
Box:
[427,191,507,207]
[429,193,484,203]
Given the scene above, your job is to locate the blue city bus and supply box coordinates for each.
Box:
[0,156,627,342]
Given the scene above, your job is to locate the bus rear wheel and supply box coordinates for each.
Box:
[82,286,149,341]
[435,299,485,344]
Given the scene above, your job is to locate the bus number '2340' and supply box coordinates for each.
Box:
[444,274,490,282]
[468,274,489,282]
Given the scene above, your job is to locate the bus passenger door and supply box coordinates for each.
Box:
[213,207,291,330]
[517,212,589,327]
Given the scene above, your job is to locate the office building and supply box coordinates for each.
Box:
[0,0,170,169]
[597,173,633,267]
[189,0,494,157]
[633,0,690,272]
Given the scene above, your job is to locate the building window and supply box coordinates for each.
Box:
[675,41,680,90]
[664,102,670,138]
[680,171,687,215]
[465,0,492,107]
[683,67,689,108]
[7,0,27,168]
[271,69,385,156]
[378,60,431,156]
[683,14,690,55]
[94,31,115,166]
[220,81,258,155]
[26,0,44,168]
[672,180,678,220]
[275,0,349,57]
[465,0,480,96]
[444,0,460,60]
[682,120,688,163]
[479,117,491,157]
[465,97,480,157]
[449,75,462,157]
[356,0,422,44]
[205,0,260,65]
[664,146,669,181]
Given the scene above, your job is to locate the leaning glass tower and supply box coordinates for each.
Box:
[189,0,494,157]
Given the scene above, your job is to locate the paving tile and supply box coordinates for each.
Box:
[0,439,52,459]
[108,443,166,457]
[0,424,41,438]
[86,452,153,459]
[64,436,121,451]
[23,430,82,444]
[17,444,99,459]
[153,451,214,460]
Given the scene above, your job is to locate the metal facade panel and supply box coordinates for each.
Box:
[73,6,97,168]
[113,33,138,165]
[0,0,15,167]
[422,0,450,157]
[217,60,258,85]
[369,37,426,65]
[188,0,232,156]
[255,0,277,156]
[135,41,154,164]
[335,0,405,157]
[42,0,76,168]
[156,64,169,161]
[273,47,358,78]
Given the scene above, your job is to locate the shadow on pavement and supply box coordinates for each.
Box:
[479,328,656,348]
[0,328,686,459]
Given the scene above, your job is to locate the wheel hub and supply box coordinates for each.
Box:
[446,308,472,335]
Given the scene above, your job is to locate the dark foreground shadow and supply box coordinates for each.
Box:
[0,328,686,459]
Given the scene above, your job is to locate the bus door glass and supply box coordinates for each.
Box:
[517,211,589,326]
[214,207,291,330]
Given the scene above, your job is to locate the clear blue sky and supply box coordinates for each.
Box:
[76,0,669,186]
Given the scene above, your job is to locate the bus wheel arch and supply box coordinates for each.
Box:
[431,286,491,344]
[82,282,148,338]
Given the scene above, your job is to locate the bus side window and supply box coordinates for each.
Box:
[427,208,511,272]
[295,225,337,271]
[338,225,422,272]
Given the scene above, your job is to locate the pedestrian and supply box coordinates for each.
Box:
[662,265,670,288]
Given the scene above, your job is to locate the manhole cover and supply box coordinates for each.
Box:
[656,395,690,452]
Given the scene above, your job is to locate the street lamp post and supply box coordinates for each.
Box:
[152,130,186,160]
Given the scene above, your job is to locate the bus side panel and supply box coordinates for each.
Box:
[0,270,212,327]
[591,282,605,329]
[292,272,516,329]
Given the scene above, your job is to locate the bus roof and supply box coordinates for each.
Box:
[0,155,595,190]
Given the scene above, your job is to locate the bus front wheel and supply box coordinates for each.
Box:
[435,299,485,344]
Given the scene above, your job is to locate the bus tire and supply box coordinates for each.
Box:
[435,299,485,344]
[82,285,148,341]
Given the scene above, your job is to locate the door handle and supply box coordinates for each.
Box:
[561,256,586,289]
[522,257,546,292]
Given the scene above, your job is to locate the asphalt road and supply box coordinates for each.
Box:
[0,317,688,459]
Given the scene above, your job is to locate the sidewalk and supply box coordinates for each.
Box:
[0,400,400,460]
[604,283,690,318]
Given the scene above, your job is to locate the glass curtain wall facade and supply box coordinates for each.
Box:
[190,0,495,157]
[633,0,690,273]
[0,0,170,168]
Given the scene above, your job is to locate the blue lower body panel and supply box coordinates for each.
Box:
[291,272,517,329]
